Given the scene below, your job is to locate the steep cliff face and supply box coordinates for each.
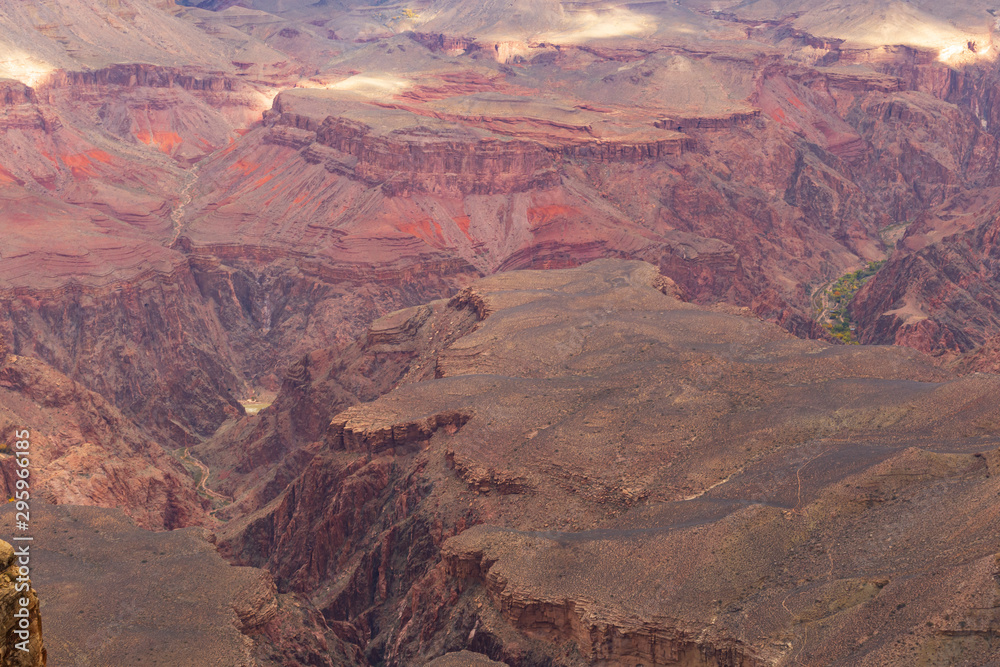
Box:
[835,52,1000,360]
[12,0,1000,460]
[215,261,1000,666]
[0,265,246,445]
[195,297,481,520]
[850,209,1000,357]
[440,529,770,667]
[844,65,1000,223]
[0,81,34,107]
[0,346,209,529]
[300,111,559,196]
[4,502,360,667]
[0,540,45,667]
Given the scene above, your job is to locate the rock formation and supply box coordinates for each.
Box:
[218,260,1000,666]
[0,350,208,529]
[851,202,1000,362]
[192,295,482,520]
[0,502,357,666]
[9,0,1000,664]
[0,540,45,667]
[7,0,1000,457]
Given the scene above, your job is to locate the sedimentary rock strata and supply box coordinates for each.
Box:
[0,342,208,529]
[7,0,1000,458]
[217,260,1000,665]
[9,0,1000,664]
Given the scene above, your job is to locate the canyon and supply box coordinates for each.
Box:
[8,0,1000,451]
[217,259,1000,666]
[5,0,1000,664]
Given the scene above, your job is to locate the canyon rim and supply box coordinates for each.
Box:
[3,0,1000,665]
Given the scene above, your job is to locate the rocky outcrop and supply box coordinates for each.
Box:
[443,528,768,667]
[0,352,209,529]
[0,81,36,107]
[296,110,558,196]
[192,295,481,520]
[0,540,45,667]
[40,64,238,93]
[650,232,750,305]
[326,409,471,455]
[214,261,1000,666]
[410,33,481,56]
[0,94,58,132]
[850,212,1000,357]
[655,110,760,131]
[559,135,690,161]
[0,298,217,531]
[264,125,316,149]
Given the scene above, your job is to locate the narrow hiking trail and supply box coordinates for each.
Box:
[181,447,230,503]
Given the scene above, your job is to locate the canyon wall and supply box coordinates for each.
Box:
[215,261,1000,666]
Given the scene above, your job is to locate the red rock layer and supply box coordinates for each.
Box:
[185,39,1000,358]
[0,342,208,529]
[14,16,1000,456]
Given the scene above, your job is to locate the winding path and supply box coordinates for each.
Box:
[167,141,233,249]
[168,166,200,248]
[810,279,834,325]
[181,447,230,503]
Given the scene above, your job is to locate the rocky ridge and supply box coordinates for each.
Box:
[8,0,1000,457]
[9,0,1000,664]
[216,260,1000,666]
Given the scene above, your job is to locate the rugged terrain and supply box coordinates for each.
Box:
[215,260,1000,666]
[5,0,1000,664]
[0,501,360,666]
[0,539,45,667]
[8,0,1000,454]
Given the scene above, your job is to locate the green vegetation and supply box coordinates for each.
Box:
[177,454,204,488]
[821,260,885,344]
